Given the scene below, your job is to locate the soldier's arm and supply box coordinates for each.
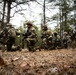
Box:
[28,28,37,38]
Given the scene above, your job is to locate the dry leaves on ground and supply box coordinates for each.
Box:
[0,48,76,75]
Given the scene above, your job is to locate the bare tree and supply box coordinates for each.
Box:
[0,0,6,29]
[0,0,36,29]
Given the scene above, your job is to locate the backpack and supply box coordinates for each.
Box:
[8,28,16,37]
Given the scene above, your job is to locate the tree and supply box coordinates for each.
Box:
[1,0,6,29]
[43,0,46,25]
[0,0,36,29]
[48,0,75,32]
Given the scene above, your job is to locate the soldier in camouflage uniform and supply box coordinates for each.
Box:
[53,32,60,49]
[41,25,52,49]
[71,28,76,49]
[0,25,9,45]
[6,23,16,51]
[0,23,21,51]
[0,25,10,51]
[23,22,37,52]
[62,32,69,48]
[0,28,8,51]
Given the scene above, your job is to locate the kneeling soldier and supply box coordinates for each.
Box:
[23,22,37,52]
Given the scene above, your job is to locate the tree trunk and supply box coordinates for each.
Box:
[7,1,11,23]
[43,0,46,25]
[64,1,67,32]
[59,0,63,47]
[74,0,76,28]
[64,12,67,31]
[1,0,6,29]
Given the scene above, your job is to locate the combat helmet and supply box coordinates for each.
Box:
[54,31,58,36]
[6,23,12,27]
[42,25,48,30]
[63,32,68,35]
[46,30,52,35]
[26,21,33,26]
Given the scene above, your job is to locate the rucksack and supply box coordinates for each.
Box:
[8,28,16,37]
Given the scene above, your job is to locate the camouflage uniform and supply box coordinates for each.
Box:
[41,26,52,49]
[0,23,21,51]
[6,23,16,51]
[0,24,14,51]
[71,28,76,49]
[62,32,68,48]
[53,32,60,49]
[22,29,27,49]
[0,27,9,44]
[24,22,37,52]
[0,27,9,51]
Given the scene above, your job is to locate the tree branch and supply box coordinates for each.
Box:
[35,0,52,13]
[11,1,30,9]
[11,8,27,18]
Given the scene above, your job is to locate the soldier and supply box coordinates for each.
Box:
[6,23,16,51]
[62,32,69,48]
[23,21,37,52]
[71,28,76,49]
[0,25,9,45]
[22,28,27,49]
[0,24,10,51]
[41,25,52,49]
[0,23,21,51]
[53,31,60,49]
[0,28,8,51]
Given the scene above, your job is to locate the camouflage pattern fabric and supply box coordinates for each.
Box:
[53,32,61,49]
[62,32,69,48]
[24,27,37,52]
[0,27,9,45]
[7,27,16,51]
[41,28,52,49]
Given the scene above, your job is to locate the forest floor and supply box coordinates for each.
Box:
[0,48,76,75]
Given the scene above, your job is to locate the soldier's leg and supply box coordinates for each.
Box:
[26,38,37,52]
[63,39,67,48]
[22,40,25,49]
[65,40,68,48]
[48,40,52,49]
[53,40,57,49]
[72,40,76,49]
[43,39,48,49]
[7,43,12,51]
[29,39,37,52]
[27,45,32,51]
[26,38,32,51]
[7,37,14,51]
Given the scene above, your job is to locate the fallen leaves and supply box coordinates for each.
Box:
[0,56,6,66]
[0,48,76,75]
